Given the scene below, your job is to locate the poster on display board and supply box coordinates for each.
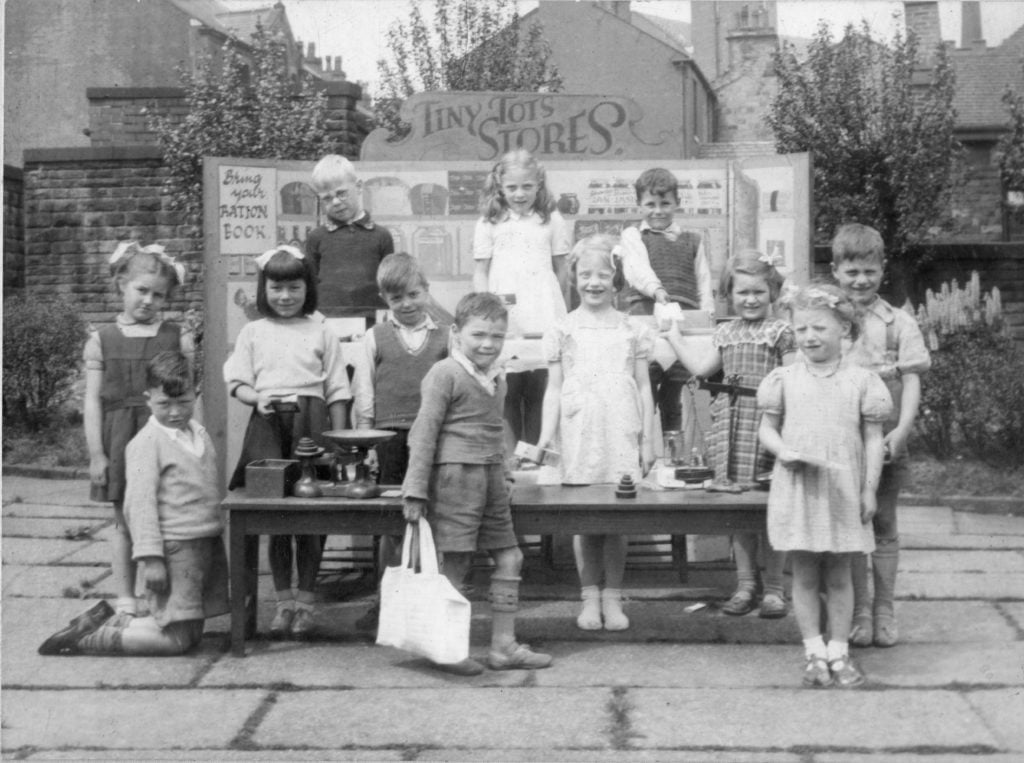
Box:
[203,154,811,479]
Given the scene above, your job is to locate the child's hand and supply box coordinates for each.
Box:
[256,391,276,416]
[883,428,908,461]
[89,454,109,486]
[653,288,669,305]
[403,497,427,522]
[861,488,878,524]
[641,441,656,474]
[141,558,168,594]
[776,449,804,469]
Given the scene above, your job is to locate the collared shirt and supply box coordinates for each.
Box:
[451,348,502,395]
[618,220,715,314]
[152,419,206,459]
[352,313,443,428]
[324,211,374,233]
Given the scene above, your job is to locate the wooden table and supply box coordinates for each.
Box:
[222,485,768,656]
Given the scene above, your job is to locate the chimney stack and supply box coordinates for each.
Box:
[904,2,941,67]
[961,1,985,49]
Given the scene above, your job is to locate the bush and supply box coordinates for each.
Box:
[3,295,86,431]
[912,273,1024,466]
[917,325,1024,465]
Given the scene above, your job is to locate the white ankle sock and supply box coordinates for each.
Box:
[803,635,827,659]
[577,585,602,630]
[826,640,849,661]
[601,588,629,631]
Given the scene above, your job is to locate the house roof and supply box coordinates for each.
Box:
[165,0,289,44]
[631,11,691,55]
[950,34,1023,131]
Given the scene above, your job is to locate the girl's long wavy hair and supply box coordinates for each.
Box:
[479,149,555,224]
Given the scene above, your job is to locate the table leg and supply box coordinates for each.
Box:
[671,535,689,583]
[229,513,249,657]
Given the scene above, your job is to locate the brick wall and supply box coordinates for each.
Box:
[86,83,367,156]
[21,147,199,328]
[87,88,189,147]
[4,164,25,293]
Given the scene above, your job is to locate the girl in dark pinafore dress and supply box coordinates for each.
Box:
[84,242,190,617]
[224,246,351,639]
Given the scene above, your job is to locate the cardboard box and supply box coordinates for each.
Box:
[245,459,300,498]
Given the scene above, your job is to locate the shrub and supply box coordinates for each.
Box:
[912,273,1024,466]
[2,295,86,431]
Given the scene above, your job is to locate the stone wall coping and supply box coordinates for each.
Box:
[86,87,186,100]
[23,147,164,163]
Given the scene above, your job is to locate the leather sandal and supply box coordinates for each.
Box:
[721,589,756,616]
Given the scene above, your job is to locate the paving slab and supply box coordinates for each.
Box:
[1,598,225,688]
[899,506,956,534]
[1,477,92,506]
[55,541,115,565]
[904,533,1024,550]
[1,517,109,540]
[0,689,265,751]
[23,750,404,761]
[255,688,611,750]
[998,602,1024,635]
[2,502,112,520]
[628,688,997,750]
[901,549,1024,573]
[884,601,1017,643]
[2,537,101,565]
[2,564,112,598]
[900,570,1024,600]
[856,642,1024,686]
[955,513,1024,536]
[201,642,519,689]
[529,643,795,688]
[430,751,802,762]
[965,689,1024,753]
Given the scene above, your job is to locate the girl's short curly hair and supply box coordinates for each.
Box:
[780,281,860,341]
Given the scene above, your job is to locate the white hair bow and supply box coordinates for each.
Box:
[758,250,784,268]
[109,241,186,284]
[254,245,305,270]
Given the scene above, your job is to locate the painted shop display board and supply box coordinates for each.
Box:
[204,154,811,480]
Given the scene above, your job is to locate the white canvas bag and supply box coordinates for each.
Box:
[376,517,471,664]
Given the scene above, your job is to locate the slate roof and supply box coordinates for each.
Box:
[166,0,289,44]
[950,36,1023,131]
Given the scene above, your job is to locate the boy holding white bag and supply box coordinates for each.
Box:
[395,292,553,676]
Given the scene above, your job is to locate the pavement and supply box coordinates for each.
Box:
[3,474,1024,761]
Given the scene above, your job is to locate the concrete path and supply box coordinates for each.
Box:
[3,475,1024,761]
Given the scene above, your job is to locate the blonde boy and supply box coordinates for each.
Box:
[306,154,394,320]
[831,223,931,648]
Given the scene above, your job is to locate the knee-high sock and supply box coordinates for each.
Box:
[872,538,899,617]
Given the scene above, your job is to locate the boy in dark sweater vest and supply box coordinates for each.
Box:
[402,293,552,675]
[352,253,452,631]
[619,167,715,432]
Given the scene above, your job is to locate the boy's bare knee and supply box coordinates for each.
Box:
[491,545,523,576]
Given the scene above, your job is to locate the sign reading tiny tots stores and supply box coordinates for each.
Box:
[218,165,276,253]
[361,92,681,161]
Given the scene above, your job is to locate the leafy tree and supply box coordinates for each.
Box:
[996,60,1024,230]
[150,24,335,236]
[768,22,961,296]
[375,0,563,138]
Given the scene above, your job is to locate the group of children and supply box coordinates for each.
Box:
[40,149,931,690]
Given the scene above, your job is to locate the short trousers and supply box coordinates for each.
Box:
[427,462,517,553]
[139,536,230,628]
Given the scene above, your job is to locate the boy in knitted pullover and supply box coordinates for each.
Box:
[40,351,228,656]
[619,167,715,432]
[402,292,552,675]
